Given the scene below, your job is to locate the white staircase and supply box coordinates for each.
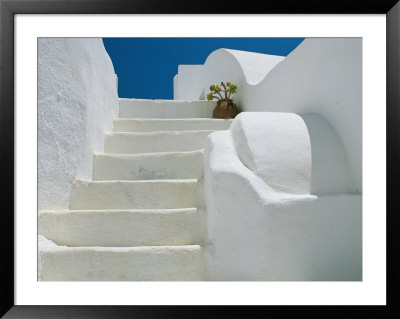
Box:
[39,99,232,281]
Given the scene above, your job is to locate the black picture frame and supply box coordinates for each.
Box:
[1,0,399,318]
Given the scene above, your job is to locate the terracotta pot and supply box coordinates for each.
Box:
[213,99,238,119]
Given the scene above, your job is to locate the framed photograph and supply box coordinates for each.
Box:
[1,0,399,317]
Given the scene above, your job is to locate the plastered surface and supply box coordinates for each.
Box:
[38,38,118,210]
[174,38,362,192]
[203,114,361,281]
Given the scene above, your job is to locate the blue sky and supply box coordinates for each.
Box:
[103,38,304,100]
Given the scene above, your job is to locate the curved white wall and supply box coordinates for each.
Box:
[204,113,362,281]
[175,38,362,193]
[38,38,119,210]
[300,113,356,194]
[243,39,362,193]
[200,49,285,111]
[231,112,312,195]
[177,39,364,280]
[222,49,286,85]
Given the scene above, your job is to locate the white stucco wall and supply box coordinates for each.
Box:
[204,113,362,281]
[230,112,312,195]
[243,38,362,193]
[174,65,205,100]
[173,50,285,109]
[183,40,363,280]
[175,38,362,192]
[38,38,119,210]
[202,49,285,111]
[204,49,286,86]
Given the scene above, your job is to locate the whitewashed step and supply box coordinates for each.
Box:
[39,244,205,281]
[114,118,232,132]
[119,99,215,119]
[93,150,203,181]
[69,179,198,210]
[105,130,215,154]
[39,208,205,247]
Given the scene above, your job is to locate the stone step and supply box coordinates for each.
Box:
[93,150,204,180]
[39,243,205,281]
[104,130,215,154]
[39,208,204,247]
[69,179,199,210]
[113,118,232,132]
[119,98,215,119]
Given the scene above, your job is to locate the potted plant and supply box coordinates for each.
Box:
[207,82,238,119]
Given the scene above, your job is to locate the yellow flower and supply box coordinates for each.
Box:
[229,83,238,93]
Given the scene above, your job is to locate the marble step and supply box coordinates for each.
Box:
[119,98,215,119]
[93,150,204,180]
[113,118,232,132]
[38,241,205,281]
[69,179,199,210]
[39,208,205,247]
[104,130,215,154]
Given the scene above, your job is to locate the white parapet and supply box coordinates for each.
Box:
[230,112,312,195]
[204,112,362,281]
[174,65,205,100]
